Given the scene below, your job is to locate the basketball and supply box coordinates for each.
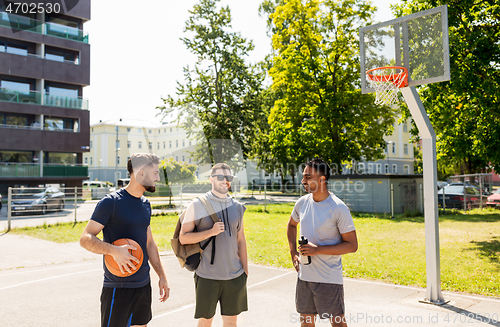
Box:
[104,238,144,277]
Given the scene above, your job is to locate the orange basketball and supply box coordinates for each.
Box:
[104,238,144,277]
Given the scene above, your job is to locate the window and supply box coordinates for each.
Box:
[175,156,179,161]
[158,130,160,134]
[1,80,30,93]
[138,141,142,149]
[170,128,172,132]
[182,140,185,147]
[189,141,192,146]
[148,142,152,150]
[385,164,389,174]
[45,46,77,63]
[90,157,93,165]
[90,141,92,149]
[127,128,131,132]
[84,157,88,164]
[384,143,388,153]
[404,165,409,174]
[157,142,159,150]
[164,129,166,132]
[357,163,365,174]
[127,141,131,148]
[116,172,121,179]
[117,156,120,165]
[169,141,172,148]
[45,84,78,98]
[138,129,141,133]
[163,142,165,149]
[188,158,192,164]
[182,155,185,162]
[376,164,382,174]
[176,140,178,148]
[368,163,373,174]
[392,164,397,174]
[403,121,408,132]
[392,142,396,154]
[148,129,151,134]
[404,144,409,155]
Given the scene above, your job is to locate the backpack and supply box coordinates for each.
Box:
[171,195,220,271]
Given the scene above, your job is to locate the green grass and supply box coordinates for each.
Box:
[10,204,500,297]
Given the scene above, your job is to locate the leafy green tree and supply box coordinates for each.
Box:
[393,0,500,174]
[160,158,197,205]
[264,0,396,174]
[157,0,265,166]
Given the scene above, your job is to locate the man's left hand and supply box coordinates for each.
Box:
[158,277,170,302]
[298,242,319,256]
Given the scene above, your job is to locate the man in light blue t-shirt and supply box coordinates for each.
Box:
[288,158,358,327]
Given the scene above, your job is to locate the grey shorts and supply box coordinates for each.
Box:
[295,278,345,319]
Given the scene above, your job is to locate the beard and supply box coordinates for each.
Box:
[213,182,229,195]
[140,176,156,193]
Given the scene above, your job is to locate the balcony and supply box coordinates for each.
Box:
[44,93,88,110]
[0,12,89,43]
[45,22,89,43]
[0,88,88,109]
[0,88,41,104]
[0,12,41,33]
[0,163,88,178]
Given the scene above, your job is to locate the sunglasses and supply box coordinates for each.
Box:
[212,175,234,182]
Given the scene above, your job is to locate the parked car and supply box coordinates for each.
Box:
[11,187,65,215]
[448,182,490,195]
[437,185,488,210]
[486,188,500,208]
[437,181,448,190]
[83,181,109,188]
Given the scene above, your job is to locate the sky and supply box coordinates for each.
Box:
[84,0,399,125]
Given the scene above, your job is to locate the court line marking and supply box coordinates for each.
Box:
[346,278,500,303]
[0,261,100,276]
[152,271,293,320]
[0,256,176,277]
[0,268,102,291]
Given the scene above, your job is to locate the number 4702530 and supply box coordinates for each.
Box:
[5,2,62,15]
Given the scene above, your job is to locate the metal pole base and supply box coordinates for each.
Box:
[419,298,450,306]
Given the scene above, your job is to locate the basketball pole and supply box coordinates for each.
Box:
[401,86,446,304]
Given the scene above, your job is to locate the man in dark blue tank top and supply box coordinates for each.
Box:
[80,153,169,327]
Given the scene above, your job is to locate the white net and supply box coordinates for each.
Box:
[366,68,407,105]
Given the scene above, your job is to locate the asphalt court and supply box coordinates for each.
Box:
[0,255,297,327]
[1,234,499,326]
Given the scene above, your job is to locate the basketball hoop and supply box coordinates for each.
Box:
[366,66,408,105]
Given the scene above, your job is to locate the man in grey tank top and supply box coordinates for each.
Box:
[180,163,248,327]
[288,158,358,326]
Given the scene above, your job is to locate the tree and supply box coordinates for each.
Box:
[157,0,266,166]
[393,0,500,174]
[264,0,396,174]
[160,158,197,206]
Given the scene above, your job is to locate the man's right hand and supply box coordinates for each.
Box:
[211,221,225,236]
[291,251,301,272]
[111,244,140,274]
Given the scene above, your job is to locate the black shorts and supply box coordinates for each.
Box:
[295,278,345,319]
[194,273,248,319]
[100,282,152,327]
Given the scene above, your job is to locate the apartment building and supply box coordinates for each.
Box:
[0,1,91,193]
[84,118,206,185]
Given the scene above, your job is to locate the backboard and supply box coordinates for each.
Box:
[360,5,450,94]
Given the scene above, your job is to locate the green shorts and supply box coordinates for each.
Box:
[194,272,248,319]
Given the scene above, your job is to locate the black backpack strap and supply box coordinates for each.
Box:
[197,195,219,265]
